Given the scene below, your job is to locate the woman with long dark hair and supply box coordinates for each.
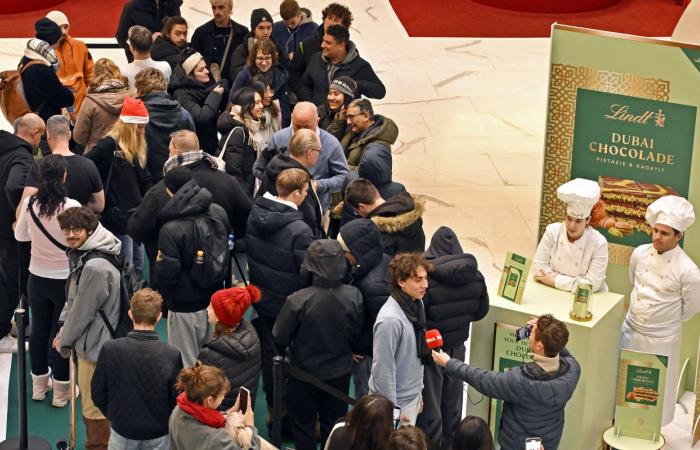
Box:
[452,416,495,450]
[216,87,264,197]
[14,155,80,407]
[249,75,281,148]
[324,394,395,450]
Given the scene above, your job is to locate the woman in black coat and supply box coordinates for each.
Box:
[216,87,263,197]
[198,285,262,410]
[169,51,227,155]
[318,76,356,141]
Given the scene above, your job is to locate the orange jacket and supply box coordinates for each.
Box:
[55,35,94,113]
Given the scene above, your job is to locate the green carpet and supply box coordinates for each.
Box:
[5,321,297,448]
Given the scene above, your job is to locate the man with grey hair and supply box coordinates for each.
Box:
[258,128,324,237]
[21,115,104,214]
[0,113,45,352]
[253,102,348,217]
[343,98,398,168]
[120,26,172,88]
[190,0,248,82]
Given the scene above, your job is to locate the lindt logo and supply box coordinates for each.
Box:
[604,104,665,128]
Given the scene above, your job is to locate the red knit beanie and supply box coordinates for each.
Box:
[210,285,261,327]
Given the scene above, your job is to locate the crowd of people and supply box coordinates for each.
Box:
[0,1,627,449]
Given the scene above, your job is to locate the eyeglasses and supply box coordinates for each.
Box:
[256,56,273,62]
[61,228,85,236]
[308,148,321,153]
[346,112,363,120]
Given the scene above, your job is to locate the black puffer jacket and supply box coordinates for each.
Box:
[423,226,489,349]
[216,112,256,197]
[339,219,390,356]
[169,68,226,155]
[115,0,182,61]
[273,240,363,380]
[91,330,183,440]
[257,154,323,238]
[246,195,314,318]
[154,180,231,312]
[0,131,35,239]
[198,320,261,410]
[141,92,195,181]
[151,37,185,69]
[368,192,426,256]
[358,146,406,200]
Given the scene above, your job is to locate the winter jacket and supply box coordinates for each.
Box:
[342,115,398,168]
[318,104,347,141]
[190,19,249,82]
[230,66,291,127]
[198,320,261,410]
[20,56,74,123]
[246,195,314,318]
[216,113,257,197]
[229,35,288,82]
[152,36,186,69]
[298,42,386,107]
[86,136,152,235]
[0,132,35,239]
[446,348,581,450]
[128,158,252,251]
[253,126,349,211]
[170,406,260,450]
[271,18,317,61]
[141,92,195,181]
[73,87,136,152]
[257,154,323,238]
[273,239,363,380]
[287,25,323,95]
[353,144,406,200]
[368,193,426,256]
[423,226,489,349]
[59,224,122,362]
[54,35,94,113]
[116,0,182,60]
[169,68,226,154]
[339,219,390,357]
[154,180,231,312]
[92,330,183,440]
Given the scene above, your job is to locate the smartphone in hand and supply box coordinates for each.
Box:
[238,387,250,413]
[515,323,533,341]
[393,405,401,429]
[525,437,542,450]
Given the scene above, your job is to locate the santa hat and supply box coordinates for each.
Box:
[211,285,261,327]
[120,96,149,124]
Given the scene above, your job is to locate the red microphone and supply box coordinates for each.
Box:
[425,329,443,350]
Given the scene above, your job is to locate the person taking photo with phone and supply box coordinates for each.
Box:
[432,314,579,450]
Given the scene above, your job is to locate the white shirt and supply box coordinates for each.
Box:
[626,243,700,337]
[533,222,609,292]
[121,58,172,89]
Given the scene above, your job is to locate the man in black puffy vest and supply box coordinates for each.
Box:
[416,226,489,448]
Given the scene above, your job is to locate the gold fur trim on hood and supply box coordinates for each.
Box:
[370,195,425,233]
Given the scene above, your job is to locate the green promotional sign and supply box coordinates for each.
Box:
[571,88,695,247]
[489,323,533,448]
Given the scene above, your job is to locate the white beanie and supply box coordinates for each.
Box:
[46,11,69,27]
[182,52,204,76]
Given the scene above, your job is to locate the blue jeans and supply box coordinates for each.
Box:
[108,429,169,450]
[352,356,372,400]
[117,234,144,282]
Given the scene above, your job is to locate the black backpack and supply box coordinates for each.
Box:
[76,251,145,339]
[189,206,230,290]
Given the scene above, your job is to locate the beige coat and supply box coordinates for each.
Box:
[73,88,136,152]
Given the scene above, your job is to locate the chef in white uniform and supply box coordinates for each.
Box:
[620,195,700,425]
[533,178,609,292]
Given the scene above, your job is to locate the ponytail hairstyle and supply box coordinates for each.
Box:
[35,154,68,219]
[175,361,231,406]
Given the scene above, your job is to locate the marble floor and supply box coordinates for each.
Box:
[0,0,696,447]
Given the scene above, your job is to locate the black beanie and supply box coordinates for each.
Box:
[35,18,62,46]
[251,8,272,30]
[330,76,357,99]
[164,166,193,194]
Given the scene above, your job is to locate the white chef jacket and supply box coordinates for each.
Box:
[620,243,700,425]
[533,222,609,292]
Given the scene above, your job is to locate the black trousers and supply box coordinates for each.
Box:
[27,274,69,380]
[0,239,30,338]
[286,373,350,450]
[252,313,284,409]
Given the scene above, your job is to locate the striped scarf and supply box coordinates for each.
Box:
[24,39,60,72]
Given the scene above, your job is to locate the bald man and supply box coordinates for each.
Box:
[253,102,349,214]
[0,114,44,351]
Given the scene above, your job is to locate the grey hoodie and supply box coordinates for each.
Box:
[60,224,122,362]
[322,41,359,85]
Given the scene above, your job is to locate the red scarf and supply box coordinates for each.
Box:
[176,392,226,428]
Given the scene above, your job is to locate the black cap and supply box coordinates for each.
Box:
[164,166,192,194]
[251,8,272,30]
[35,18,62,46]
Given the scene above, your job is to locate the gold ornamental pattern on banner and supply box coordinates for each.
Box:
[541,64,670,265]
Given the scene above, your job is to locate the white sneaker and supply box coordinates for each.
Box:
[0,335,28,353]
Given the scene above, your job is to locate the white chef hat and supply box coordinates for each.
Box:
[557,178,601,219]
[645,195,695,232]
